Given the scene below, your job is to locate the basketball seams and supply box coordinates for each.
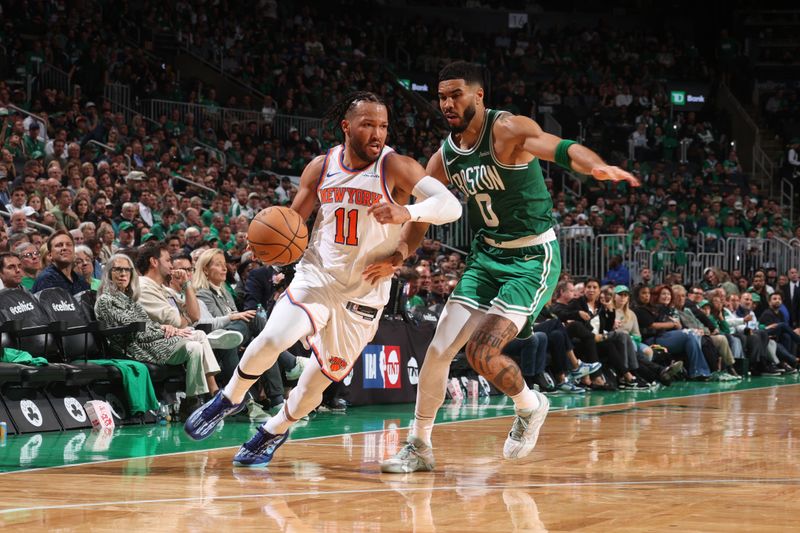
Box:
[248,206,308,264]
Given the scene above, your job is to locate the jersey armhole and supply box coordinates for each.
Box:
[379,151,397,205]
[488,111,530,170]
[314,148,334,194]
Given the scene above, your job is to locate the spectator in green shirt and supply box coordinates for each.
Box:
[722,215,744,238]
[22,123,44,156]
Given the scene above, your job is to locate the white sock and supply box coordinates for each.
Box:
[264,406,292,435]
[409,417,435,446]
[223,372,257,405]
[510,385,540,412]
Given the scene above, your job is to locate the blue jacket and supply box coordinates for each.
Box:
[31,264,91,295]
[601,265,631,287]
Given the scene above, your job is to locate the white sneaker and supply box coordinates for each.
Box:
[207,330,244,350]
[285,356,309,381]
[503,391,550,460]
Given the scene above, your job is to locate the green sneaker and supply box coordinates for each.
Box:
[380,437,436,474]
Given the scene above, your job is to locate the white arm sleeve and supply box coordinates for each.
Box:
[405,176,462,225]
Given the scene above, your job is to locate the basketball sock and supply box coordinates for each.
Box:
[510,385,540,412]
[265,406,292,436]
[409,416,435,446]
[223,367,260,404]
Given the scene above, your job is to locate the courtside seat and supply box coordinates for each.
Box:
[74,291,184,384]
[0,362,22,385]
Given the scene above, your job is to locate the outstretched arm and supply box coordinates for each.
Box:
[498,114,640,186]
[366,152,461,226]
[362,151,458,285]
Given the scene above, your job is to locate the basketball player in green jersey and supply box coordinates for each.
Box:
[379,61,640,472]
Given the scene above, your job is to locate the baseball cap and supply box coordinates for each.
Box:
[614,285,630,294]
[141,232,159,242]
[30,150,44,159]
[698,299,710,308]
[0,108,8,116]
[126,171,146,183]
[204,234,219,243]
[750,292,761,303]
[119,221,135,232]
[668,199,677,206]
[248,192,261,199]
[576,213,588,221]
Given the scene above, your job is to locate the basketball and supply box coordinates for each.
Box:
[247,206,309,265]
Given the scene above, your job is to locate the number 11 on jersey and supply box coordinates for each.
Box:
[334,207,359,245]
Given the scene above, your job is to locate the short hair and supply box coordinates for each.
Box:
[46,229,74,253]
[171,252,192,264]
[98,253,140,301]
[553,280,572,300]
[75,244,93,260]
[0,252,20,270]
[135,241,168,275]
[438,61,485,86]
[770,292,782,301]
[79,221,96,232]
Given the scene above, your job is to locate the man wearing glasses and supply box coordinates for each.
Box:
[14,242,42,290]
[31,230,89,295]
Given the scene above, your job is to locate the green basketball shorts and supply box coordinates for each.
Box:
[449,237,562,327]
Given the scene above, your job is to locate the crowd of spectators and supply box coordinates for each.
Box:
[1,2,799,409]
[397,241,800,394]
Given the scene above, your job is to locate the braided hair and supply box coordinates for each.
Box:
[323,91,391,142]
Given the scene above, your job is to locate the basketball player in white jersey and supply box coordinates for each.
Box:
[184,92,462,467]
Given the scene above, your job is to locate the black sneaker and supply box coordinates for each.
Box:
[761,364,782,376]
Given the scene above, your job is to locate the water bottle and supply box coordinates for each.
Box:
[255,303,268,332]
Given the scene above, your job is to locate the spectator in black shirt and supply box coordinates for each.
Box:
[758,292,800,370]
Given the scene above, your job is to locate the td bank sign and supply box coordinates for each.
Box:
[671,91,705,106]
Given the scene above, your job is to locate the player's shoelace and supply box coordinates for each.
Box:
[509,414,531,441]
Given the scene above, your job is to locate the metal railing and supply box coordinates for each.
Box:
[427,217,800,283]
[780,177,794,224]
[104,83,131,114]
[191,139,226,169]
[37,63,74,96]
[87,141,131,171]
[171,175,217,197]
[0,210,54,234]
[143,99,323,139]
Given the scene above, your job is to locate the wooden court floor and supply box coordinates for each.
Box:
[2,384,800,532]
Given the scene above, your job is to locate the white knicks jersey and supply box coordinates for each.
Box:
[295,144,402,307]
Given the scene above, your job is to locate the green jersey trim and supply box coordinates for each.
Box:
[448,294,491,311]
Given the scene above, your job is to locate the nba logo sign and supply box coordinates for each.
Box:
[362,344,402,389]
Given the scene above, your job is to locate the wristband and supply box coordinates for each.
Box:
[555,140,577,170]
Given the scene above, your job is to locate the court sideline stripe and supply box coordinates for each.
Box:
[0,382,797,478]
[3,476,800,514]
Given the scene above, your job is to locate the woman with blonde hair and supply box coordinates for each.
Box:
[193,248,306,413]
[95,253,221,414]
[612,285,682,385]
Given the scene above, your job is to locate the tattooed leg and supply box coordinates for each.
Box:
[465,314,525,396]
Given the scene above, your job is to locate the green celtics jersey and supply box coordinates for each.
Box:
[441,109,555,243]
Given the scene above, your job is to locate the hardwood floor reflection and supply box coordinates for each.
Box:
[2,385,800,532]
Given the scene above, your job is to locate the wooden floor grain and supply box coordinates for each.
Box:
[3,385,800,532]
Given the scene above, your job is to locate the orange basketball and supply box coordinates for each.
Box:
[247,206,309,265]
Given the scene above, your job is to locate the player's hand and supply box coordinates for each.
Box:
[362,251,403,285]
[591,165,641,187]
[367,202,411,225]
